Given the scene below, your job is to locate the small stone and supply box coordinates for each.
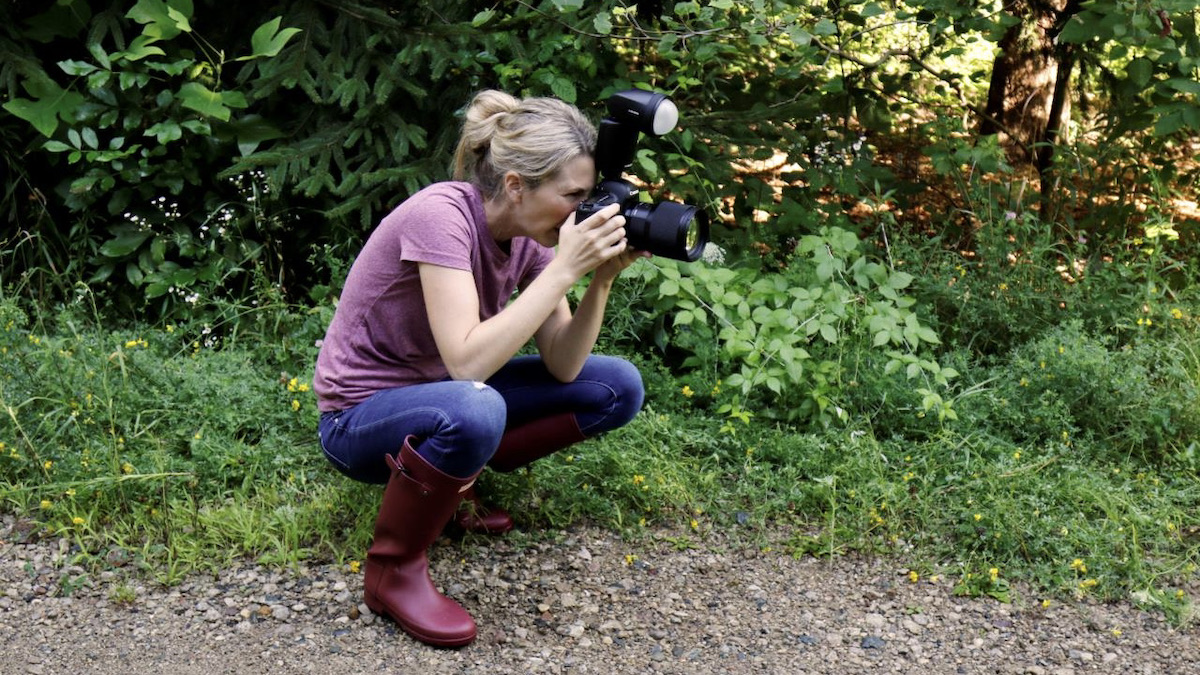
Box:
[861,636,886,650]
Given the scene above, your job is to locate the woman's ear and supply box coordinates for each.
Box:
[503,172,524,203]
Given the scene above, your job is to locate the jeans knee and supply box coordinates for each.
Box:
[595,356,645,427]
[451,382,507,445]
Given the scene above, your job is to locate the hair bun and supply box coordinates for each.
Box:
[452,89,596,199]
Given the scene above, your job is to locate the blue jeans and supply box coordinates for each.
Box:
[318,355,644,483]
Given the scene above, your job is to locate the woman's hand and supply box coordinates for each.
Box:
[554,203,628,280]
[593,244,650,285]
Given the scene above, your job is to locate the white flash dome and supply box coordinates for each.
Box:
[652,99,679,136]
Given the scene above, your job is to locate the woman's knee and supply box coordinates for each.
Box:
[589,355,645,427]
[443,381,508,444]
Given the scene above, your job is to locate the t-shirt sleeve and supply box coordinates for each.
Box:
[396,195,475,271]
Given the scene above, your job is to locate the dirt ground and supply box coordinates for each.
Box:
[3,513,1199,675]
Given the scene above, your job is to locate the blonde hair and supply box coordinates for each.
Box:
[452,90,597,200]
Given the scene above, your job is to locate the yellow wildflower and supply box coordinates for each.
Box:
[681,385,694,398]
[348,560,361,574]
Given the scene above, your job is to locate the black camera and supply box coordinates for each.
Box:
[575,90,709,262]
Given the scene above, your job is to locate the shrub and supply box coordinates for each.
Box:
[614,224,956,430]
[961,320,1200,460]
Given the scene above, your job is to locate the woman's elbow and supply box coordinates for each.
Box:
[544,359,582,383]
[443,357,493,383]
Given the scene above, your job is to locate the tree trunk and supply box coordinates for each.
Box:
[979,0,1072,161]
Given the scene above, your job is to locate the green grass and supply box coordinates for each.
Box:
[1,278,1199,625]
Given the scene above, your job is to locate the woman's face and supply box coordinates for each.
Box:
[515,154,596,247]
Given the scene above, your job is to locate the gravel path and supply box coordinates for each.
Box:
[2,513,1198,675]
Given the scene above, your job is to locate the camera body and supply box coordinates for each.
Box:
[575,90,708,262]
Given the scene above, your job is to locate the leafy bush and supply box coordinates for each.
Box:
[959,320,1200,460]
[614,223,956,429]
[1,1,304,318]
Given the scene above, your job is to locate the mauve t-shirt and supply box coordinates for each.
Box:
[313,182,554,412]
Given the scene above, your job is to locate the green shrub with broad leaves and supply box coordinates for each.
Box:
[615,223,956,429]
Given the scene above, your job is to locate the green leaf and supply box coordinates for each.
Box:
[100,227,151,258]
[243,16,302,59]
[1126,58,1153,89]
[812,18,838,36]
[166,5,192,33]
[861,2,886,18]
[1163,78,1200,95]
[116,34,166,61]
[2,78,86,137]
[593,12,613,34]
[127,0,192,40]
[177,82,231,120]
[472,9,495,27]
[548,76,577,103]
[819,323,838,343]
[57,60,98,76]
[218,115,285,155]
[788,26,813,46]
[146,120,183,143]
[887,270,914,290]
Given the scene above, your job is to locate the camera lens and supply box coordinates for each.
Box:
[624,201,709,262]
[685,218,700,252]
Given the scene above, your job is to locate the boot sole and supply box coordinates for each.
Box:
[364,595,476,648]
